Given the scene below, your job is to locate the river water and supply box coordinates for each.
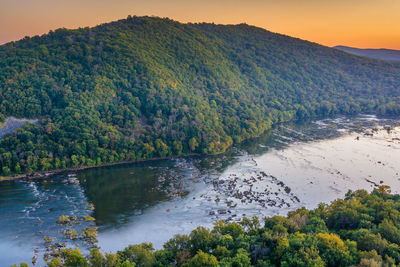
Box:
[1,115,399,266]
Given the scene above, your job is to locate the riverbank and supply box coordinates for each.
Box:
[0,111,321,182]
[0,154,203,182]
[0,122,274,182]
[0,113,397,182]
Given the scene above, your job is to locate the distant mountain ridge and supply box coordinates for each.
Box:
[0,16,399,176]
[334,45,400,62]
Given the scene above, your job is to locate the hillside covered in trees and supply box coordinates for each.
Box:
[1,16,400,176]
[20,186,400,266]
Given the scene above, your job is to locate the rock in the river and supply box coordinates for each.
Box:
[217,209,227,214]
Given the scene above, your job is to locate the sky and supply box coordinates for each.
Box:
[1,0,400,49]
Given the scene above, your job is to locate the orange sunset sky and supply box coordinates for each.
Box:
[1,0,399,49]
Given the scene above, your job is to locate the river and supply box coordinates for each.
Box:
[0,115,399,266]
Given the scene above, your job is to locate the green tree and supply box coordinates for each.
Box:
[120,243,155,267]
[183,250,219,267]
[63,248,88,267]
[189,137,199,152]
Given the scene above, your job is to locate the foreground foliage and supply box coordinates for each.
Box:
[16,186,400,266]
[1,16,400,176]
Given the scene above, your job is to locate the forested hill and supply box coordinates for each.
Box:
[0,16,400,176]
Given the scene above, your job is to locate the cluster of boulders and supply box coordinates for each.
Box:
[199,164,302,224]
[211,170,299,208]
[152,159,201,198]
[153,172,188,198]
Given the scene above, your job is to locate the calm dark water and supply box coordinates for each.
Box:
[0,115,399,266]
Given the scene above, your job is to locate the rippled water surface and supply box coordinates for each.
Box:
[1,115,400,266]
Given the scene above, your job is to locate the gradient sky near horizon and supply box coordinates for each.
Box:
[1,0,400,49]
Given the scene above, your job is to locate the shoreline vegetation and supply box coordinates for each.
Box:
[2,113,398,182]
[14,186,400,267]
[0,115,299,181]
[0,152,203,182]
[0,113,398,182]
[0,114,370,182]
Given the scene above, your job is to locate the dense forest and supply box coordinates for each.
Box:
[14,186,400,266]
[1,16,400,176]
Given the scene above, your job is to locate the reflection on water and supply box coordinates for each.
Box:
[79,158,205,227]
[0,115,399,265]
[79,161,171,227]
